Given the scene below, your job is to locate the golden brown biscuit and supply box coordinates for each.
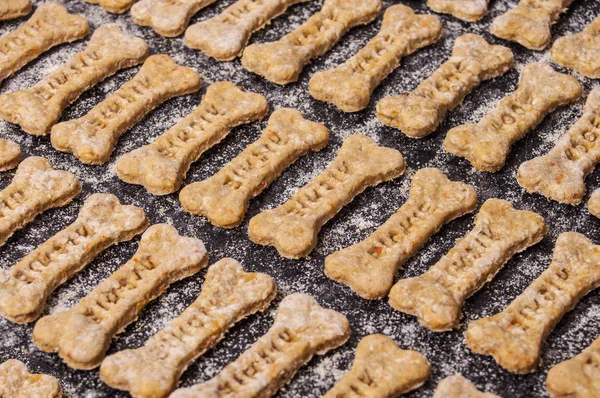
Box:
[86,0,136,14]
[433,375,500,398]
[551,16,600,79]
[131,0,218,37]
[546,337,600,398]
[0,138,20,171]
[0,359,61,398]
[0,0,31,21]
[589,189,600,219]
[427,0,488,22]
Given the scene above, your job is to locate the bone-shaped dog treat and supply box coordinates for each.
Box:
[0,138,20,171]
[389,198,546,332]
[466,232,600,374]
[116,81,268,195]
[241,0,382,85]
[551,16,600,79]
[184,0,312,61]
[100,258,276,398]
[86,0,136,14]
[0,359,62,398]
[377,34,513,138]
[249,134,405,259]
[427,0,489,22]
[309,5,442,113]
[0,0,31,21]
[517,89,600,205]
[0,25,149,136]
[491,0,572,50]
[589,189,600,219]
[180,108,329,228]
[32,224,208,370]
[323,334,430,398]
[0,157,81,248]
[170,293,350,398]
[0,3,88,85]
[433,375,500,398]
[444,63,582,172]
[51,55,201,165]
[0,193,148,324]
[131,0,218,37]
[325,168,477,300]
[546,336,600,398]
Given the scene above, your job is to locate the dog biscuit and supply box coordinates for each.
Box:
[0,0,31,21]
[377,34,513,138]
[131,0,218,37]
[180,108,329,228]
[433,375,500,398]
[51,55,201,165]
[546,337,600,398]
[241,0,382,85]
[309,5,442,113]
[0,359,61,398]
[589,189,600,219]
[551,16,600,79]
[185,0,312,61]
[86,0,136,14]
[466,232,600,373]
[389,198,546,331]
[427,0,488,22]
[0,157,81,248]
[100,258,276,398]
[0,138,20,171]
[0,25,148,136]
[170,293,350,398]
[0,193,148,324]
[32,224,208,370]
[323,334,430,398]
[325,168,477,300]
[517,88,600,205]
[0,3,88,85]
[249,134,405,259]
[491,0,572,50]
[445,62,582,172]
[116,81,268,195]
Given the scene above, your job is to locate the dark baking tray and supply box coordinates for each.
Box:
[1,0,599,396]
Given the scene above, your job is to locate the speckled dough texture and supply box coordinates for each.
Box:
[589,189,600,219]
[0,359,62,398]
[0,0,31,21]
[85,0,136,14]
[433,375,500,398]
[131,0,218,37]
[0,138,20,171]
[551,15,600,79]
[427,0,488,22]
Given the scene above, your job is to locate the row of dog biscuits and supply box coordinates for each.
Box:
[0,0,31,21]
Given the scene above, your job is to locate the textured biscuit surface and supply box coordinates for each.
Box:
[241,0,382,85]
[325,168,477,300]
[389,198,546,331]
[0,0,31,21]
[100,258,276,398]
[551,16,600,79]
[466,232,600,374]
[180,108,329,228]
[0,24,148,135]
[51,54,201,165]
[427,0,488,22]
[0,193,148,324]
[0,359,62,398]
[116,81,268,195]
[170,293,350,398]
[32,224,208,370]
[85,0,136,14]
[377,34,513,138]
[248,134,405,259]
[589,189,600,219]
[433,375,500,398]
[131,0,218,37]
[0,138,21,171]
[444,62,582,172]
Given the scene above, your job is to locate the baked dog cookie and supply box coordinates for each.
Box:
[325,168,477,300]
[0,138,20,171]
[0,0,31,21]
[86,0,136,14]
[241,0,382,85]
[551,16,600,79]
[170,293,350,398]
[116,81,268,195]
[248,134,405,259]
[180,108,329,228]
[0,157,81,248]
[309,5,442,112]
[466,232,600,374]
[100,258,276,398]
[490,0,573,50]
[323,334,430,398]
[546,336,600,398]
[517,88,600,205]
[389,198,546,331]
[589,189,600,219]
[433,375,500,398]
[51,55,201,165]
[131,0,218,37]
[0,25,148,136]
[427,0,488,22]
[0,359,61,398]
[377,34,513,138]
[445,62,582,172]
[32,224,208,370]
[0,2,88,85]
[0,193,148,324]
[184,0,312,61]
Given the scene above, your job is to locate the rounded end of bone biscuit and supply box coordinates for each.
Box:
[376,95,440,138]
[184,21,247,61]
[116,149,181,195]
[490,11,551,51]
[0,283,44,324]
[241,42,303,85]
[248,211,317,259]
[309,70,371,113]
